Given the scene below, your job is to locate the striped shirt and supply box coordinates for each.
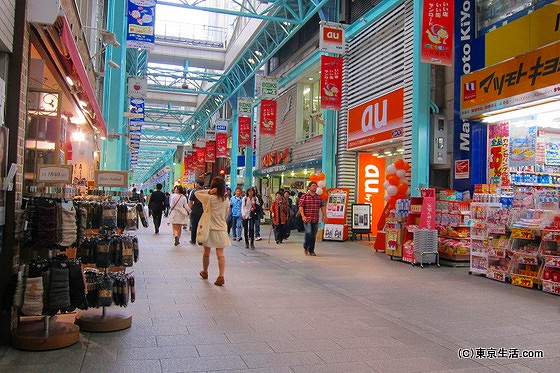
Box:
[298,192,324,223]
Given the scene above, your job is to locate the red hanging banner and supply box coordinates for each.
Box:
[238,116,252,147]
[196,146,205,167]
[259,99,277,136]
[184,156,190,171]
[216,133,229,158]
[189,154,197,170]
[421,0,454,66]
[320,55,343,110]
[205,141,216,163]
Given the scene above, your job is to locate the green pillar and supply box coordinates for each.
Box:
[411,0,431,195]
[230,96,239,189]
[322,110,337,189]
[102,0,127,171]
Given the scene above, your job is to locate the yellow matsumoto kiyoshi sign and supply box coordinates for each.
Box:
[461,41,560,119]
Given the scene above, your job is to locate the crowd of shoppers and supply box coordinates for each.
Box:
[135,178,325,285]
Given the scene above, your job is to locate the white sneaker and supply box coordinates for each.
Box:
[255,237,262,241]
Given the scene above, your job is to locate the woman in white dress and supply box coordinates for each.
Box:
[168,185,190,246]
[195,177,231,286]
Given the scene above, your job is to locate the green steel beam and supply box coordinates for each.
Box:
[178,0,328,144]
[157,0,305,24]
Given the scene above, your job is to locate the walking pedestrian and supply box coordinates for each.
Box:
[229,188,243,241]
[188,179,205,245]
[196,177,231,286]
[254,189,264,240]
[298,181,326,256]
[270,191,288,244]
[169,185,190,245]
[148,183,167,234]
[241,187,260,249]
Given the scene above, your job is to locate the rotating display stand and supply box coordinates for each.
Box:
[75,305,132,332]
[11,316,80,351]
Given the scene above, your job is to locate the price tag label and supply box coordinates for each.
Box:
[37,165,72,183]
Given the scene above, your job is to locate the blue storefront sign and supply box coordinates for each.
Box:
[126,0,156,50]
[452,0,486,191]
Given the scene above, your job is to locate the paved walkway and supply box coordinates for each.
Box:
[1,222,559,372]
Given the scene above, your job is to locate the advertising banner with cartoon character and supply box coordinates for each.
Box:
[196,146,205,167]
[127,0,156,50]
[238,116,252,147]
[205,141,216,163]
[320,55,342,110]
[421,0,453,66]
[216,133,228,158]
[259,100,277,136]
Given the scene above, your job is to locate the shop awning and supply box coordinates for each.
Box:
[60,17,107,136]
[252,158,321,177]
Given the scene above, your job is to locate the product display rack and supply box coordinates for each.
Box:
[11,189,81,351]
[508,227,541,289]
[402,188,438,267]
[74,195,138,332]
[469,202,503,276]
[540,229,560,295]
[436,199,471,266]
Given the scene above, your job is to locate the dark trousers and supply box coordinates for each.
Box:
[190,211,203,243]
[242,218,255,245]
[152,209,163,232]
[303,222,319,253]
[273,223,286,243]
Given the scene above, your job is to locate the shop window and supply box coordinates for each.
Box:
[476,0,534,31]
[297,81,323,141]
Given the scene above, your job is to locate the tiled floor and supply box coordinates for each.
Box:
[1,222,559,372]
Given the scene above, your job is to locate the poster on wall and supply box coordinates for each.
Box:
[488,123,510,186]
[126,0,156,50]
[320,55,342,110]
[421,0,454,66]
[259,100,277,136]
[356,154,386,235]
[510,125,537,168]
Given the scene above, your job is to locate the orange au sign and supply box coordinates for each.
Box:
[461,41,560,118]
[347,87,404,150]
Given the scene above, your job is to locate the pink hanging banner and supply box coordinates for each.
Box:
[238,116,252,147]
[320,55,343,110]
[205,141,216,163]
[259,99,277,136]
[216,133,229,158]
[196,147,205,167]
[421,0,454,66]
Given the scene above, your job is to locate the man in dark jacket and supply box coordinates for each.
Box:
[188,179,205,244]
[148,183,167,234]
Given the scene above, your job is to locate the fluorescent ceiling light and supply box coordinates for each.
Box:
[482,99,560,123]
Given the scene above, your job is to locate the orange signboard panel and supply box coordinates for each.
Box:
[461,41,560,118]
[356,154,386,236]
[347,88,404,150]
